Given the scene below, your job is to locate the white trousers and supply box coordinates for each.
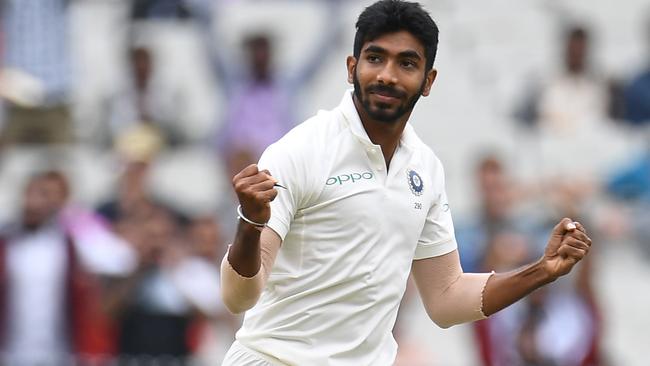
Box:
[221,341,285,366]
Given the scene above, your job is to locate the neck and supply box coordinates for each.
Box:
[353,94,411,169]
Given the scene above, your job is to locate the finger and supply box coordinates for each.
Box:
[233,164,260,181]
[244,173,274,185]
[564,230,591,246]
[552,218,575,237]
[558,245,587,262]
[561,236,591,252]
[259,169,278,184]
[566,221,577,231]
[250,179,277,192]
[254,188,278,203]
[237,172,275,189]
[234,177,270,198]
[573,221,587,234]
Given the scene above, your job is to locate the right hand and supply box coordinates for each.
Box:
[540,218,592,279]
[232,164,279,225]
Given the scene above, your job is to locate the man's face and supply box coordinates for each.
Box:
[347,30,436,124]
[22,175,69,229]
[566,35,588,73]
[131,48,152,89]
[247,37,271,81]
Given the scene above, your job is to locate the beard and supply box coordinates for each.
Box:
[353,72,425,124]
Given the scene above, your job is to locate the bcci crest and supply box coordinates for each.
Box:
[407,169,424,196]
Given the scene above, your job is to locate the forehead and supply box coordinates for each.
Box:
[362,30,425,57]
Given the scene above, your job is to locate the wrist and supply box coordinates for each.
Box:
[237,205,267,231]
[534,257,559,285]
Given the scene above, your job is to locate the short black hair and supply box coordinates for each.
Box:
[354,0,439,71]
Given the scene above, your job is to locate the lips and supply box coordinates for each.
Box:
[371,92,399,104]
[367,85,404,104]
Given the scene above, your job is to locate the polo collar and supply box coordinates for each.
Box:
[338,89,417,150]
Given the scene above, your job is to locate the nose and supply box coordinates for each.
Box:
[376,61,398,85]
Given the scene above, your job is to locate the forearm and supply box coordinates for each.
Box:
[223,163,284,313]
[220,224,281,314]
[228,221,263,277]
[481,259,555,316]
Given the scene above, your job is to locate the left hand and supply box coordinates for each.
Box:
[540,218,592,279]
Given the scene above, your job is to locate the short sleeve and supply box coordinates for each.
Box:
[414,163,458,260]
[257,141,308,240]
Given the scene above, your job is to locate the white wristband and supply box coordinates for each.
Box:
[237,205,267,228]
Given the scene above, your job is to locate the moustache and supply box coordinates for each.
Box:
[366,84,406,99]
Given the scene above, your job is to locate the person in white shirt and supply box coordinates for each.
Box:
[220,1,593,365]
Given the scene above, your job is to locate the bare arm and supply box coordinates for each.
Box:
[412,218,592,328]
[220,164,282,314]
[482,219,592,316]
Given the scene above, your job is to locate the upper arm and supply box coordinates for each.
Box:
[411,250,463,300]
[411,250,490,328]
[258,135,315,240]
[414,160,457,259]
[259,226,282,280]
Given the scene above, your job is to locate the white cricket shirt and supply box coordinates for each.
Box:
[237,90,457,365]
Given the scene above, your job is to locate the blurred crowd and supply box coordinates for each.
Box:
[0,0,649,365]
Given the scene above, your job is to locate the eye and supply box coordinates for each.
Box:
[401,60,417,69]
[367,54,382,63]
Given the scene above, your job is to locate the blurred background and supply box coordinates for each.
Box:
[0,0,649,365]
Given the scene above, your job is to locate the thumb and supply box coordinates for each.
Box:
[552,217,576,237]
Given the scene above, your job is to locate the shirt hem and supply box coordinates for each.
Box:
[413,237,457,260]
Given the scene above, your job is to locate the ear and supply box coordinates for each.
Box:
[421,68,438,97]
[346,56,357,84]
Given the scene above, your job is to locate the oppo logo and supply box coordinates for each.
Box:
[326,171,374,185]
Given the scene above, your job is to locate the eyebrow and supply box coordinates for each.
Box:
[363,45,423,61]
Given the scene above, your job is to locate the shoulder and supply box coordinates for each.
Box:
[406,126,445,175]
[266,107,346,156]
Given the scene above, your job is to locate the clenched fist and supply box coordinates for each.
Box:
[541,218,592,279]
[232,164,279,226]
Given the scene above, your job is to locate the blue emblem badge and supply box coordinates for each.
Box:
[407,169,424,196]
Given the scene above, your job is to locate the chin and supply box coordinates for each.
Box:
[368,107,401,123]
[370,113,400,124]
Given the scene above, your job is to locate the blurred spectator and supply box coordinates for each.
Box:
[187,214,225,263]
[97,128,223,363]
[0,171,135,364]
[536,26,609,134]
[109,45,186,147]
[622,12,650,126]
[473,229,602,366]
[516,25,627,182]
[211,0,342,177]
[97,125,163,225]
[104,205,223,364]
[456,154,603,366]
[456,154,533,272]
[0,0,74,146]
[186,214,238,363]
[605,145,650,257]
[102,0,216,147]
